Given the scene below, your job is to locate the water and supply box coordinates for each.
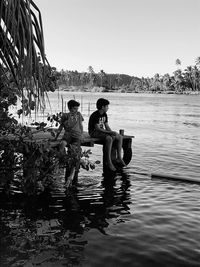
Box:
[1,92,200,266]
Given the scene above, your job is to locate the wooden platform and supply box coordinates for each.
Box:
[0,128,134,166]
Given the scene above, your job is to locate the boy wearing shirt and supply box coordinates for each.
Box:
[88,98,125,172]
[55,99,84,155]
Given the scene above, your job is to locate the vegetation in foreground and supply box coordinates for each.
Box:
[0,0,97,197]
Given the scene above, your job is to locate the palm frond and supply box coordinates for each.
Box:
[0,0,53,109]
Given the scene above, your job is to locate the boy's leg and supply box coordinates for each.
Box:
[60,132,71,155]
[60,140,68,155]
[68,137,82,183]
[91,130,116,171]
[105,135,116,171]
[115,134,126,166]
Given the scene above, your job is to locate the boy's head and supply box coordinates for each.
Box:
[96,98,110,110]
[67,100,80,112]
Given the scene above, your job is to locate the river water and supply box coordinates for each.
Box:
[0,92,200,266]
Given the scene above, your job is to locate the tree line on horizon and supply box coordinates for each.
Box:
[57,58,200,93]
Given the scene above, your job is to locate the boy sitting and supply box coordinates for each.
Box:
[88,98,126,172]
[55,99,84,155]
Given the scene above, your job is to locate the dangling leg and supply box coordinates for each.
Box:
[60,140,68,156]
[60,132,71,156]
[115,134,126,166]
[105,135,116,171]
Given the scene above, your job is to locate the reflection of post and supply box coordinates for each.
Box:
[102,168,131,219]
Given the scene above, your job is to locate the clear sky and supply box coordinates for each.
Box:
[34,0,200,78]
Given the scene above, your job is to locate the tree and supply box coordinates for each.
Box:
[80,72,87,86]
[173,69,184,92]
[0,0,55,109]
[88,66,96,86]
[115,74,122,89]
[98,69,108,87]
[152,73,161,92]
[195,56,200,69]
[184,66,198,91]
[98,70,104,87]
[163,73,172,91]
[175,58,181,69]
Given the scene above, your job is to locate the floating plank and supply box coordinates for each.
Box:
[151,173,200,184]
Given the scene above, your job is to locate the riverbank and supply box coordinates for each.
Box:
[58,85,200,95]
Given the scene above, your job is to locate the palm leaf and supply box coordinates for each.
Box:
[0,0,53,109]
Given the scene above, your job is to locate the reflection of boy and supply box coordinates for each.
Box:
[55,100,84,155]
[88,98,126,171]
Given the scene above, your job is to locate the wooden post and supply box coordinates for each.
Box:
[61,95,64,113]
[122,138,132,165]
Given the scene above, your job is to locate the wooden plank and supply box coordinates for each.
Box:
[151,173,200,184]
[0,128,134,179]
[0,128,134,148]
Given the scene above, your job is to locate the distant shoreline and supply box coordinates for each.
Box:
[57,86,200,95]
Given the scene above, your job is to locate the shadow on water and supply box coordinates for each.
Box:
[0,169,132,266]
[61,169,132,236]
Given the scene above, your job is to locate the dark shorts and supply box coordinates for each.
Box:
[62,132,81,145]
[90,130,111,141]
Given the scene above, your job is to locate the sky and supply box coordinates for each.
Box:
[34,0,200,78]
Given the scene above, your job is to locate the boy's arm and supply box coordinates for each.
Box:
[105,122,112,131]
[95,122,117,135]
[105,122,117,135]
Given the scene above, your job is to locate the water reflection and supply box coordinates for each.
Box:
[0,169,132,266]
[62,169,132,234]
